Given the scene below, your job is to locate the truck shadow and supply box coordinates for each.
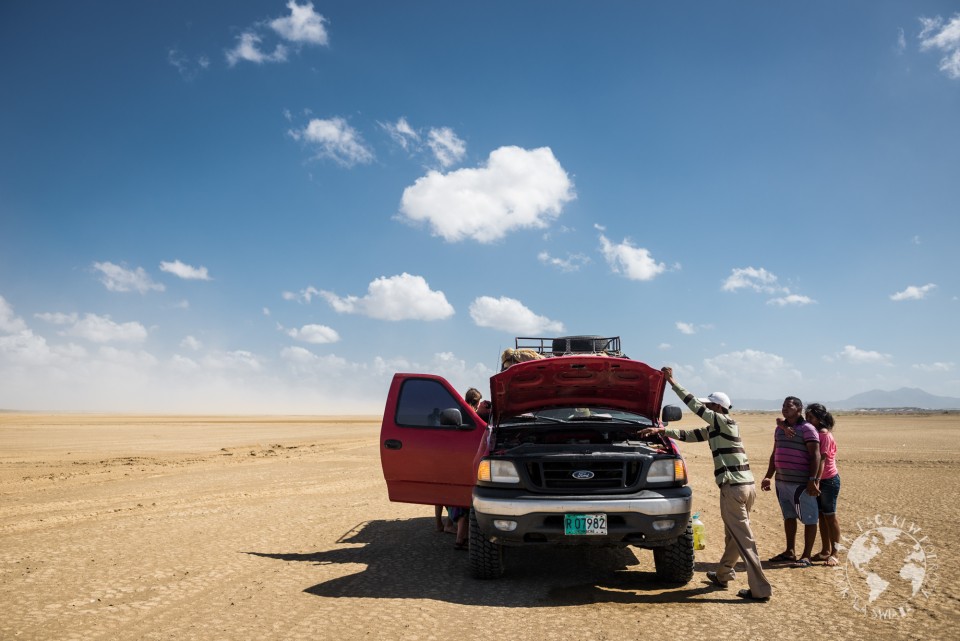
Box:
[247,518,729,607]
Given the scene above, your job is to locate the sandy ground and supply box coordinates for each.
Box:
[1,412,957,641]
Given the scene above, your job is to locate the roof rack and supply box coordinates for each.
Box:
[514,335,623,357]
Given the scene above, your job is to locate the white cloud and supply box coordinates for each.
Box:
[723,266,815,305]
[837,345,893,366]
[225,2,329,68]
[321,273,454,321]
[289,117,374,167]
[722,267,784,294]
[919,14,960,79]
[283,286,321,303]
[202,350,262,372]
[1,296,28,333]
[890,283,937,301]
[66,314,149,344]
[0,329,56,366]
[398,146,575,243]
[427,127,466,168]
[270,1,329,45]
[469,296,564,335]
[598,234,666,281]
[93,261,165,294]
[912,361,955,372]
[160,260,212,281]
[35,312,79,325]
[537,251,590,272]
[380,117,420,150]
[225,32,288,66]
[280,346,349,369]
[168,47,208,81]
[170,354,200,372]
[702,349,802,398]
[181,336,202,351]
[676,322,696,335]
[897,27,907,54]
[659,343,672,350]
[380,118,465,168]
[98,346,158,368]
[767,294,816,307]
[285,323,340,344]
[675,321,712,335]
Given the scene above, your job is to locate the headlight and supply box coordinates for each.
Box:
[477,459,521,483]
[648,458,686,484]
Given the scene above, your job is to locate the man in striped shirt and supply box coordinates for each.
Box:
[760,396,821,568]
[640,367,772,602]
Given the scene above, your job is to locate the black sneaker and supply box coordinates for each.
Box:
[736,589,770,602]
[706,571,728,588]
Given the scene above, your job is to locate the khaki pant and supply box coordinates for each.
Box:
[717,483,772,598]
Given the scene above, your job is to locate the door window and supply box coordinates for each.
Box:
[395,378,475,429]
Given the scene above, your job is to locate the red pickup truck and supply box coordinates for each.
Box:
[380,336,694,582]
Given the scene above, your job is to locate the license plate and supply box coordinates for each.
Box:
[564,513,607,535]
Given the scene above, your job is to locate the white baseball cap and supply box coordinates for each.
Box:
[698,392,732,410]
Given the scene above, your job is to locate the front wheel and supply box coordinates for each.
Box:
[652,523,695,584]
[469,509,504,579]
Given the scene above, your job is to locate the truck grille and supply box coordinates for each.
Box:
[526,460,642,491]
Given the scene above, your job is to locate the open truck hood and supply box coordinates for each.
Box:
[491,356,666,424]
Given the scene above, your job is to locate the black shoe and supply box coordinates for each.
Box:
[736,588,770,602]
[706,571,728,588]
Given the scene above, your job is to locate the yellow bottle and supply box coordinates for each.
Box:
[692,512,705,550]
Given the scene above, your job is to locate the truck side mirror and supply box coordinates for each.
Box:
[661,405,683,423]
[439,408,463,427]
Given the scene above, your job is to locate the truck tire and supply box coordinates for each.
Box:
[652,523,695,584]
[469,509,504,579]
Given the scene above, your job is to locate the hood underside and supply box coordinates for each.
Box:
[491,356,666,424]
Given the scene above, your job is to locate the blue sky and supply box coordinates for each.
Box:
[2,1,959,413]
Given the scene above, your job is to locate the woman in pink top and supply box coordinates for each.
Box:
[806,403,841,566]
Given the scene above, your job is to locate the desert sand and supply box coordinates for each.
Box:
[1,412,957,640]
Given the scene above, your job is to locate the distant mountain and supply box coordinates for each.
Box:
[735,388,960,411]
[830,387,960,410]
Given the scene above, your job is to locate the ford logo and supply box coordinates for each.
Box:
[571,470,595,480]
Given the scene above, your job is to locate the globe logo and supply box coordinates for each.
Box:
[837,516,937,619]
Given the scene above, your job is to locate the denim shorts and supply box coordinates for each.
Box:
[775,479,819,525]
[817,474,841,515]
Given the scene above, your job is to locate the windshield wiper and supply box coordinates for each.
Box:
[501,413,567,424]
[565,414,649,425]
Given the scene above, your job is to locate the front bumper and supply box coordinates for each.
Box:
[472,485,692,548]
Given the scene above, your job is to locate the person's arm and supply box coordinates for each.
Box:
[638,424,709,441]
[662,366,718,427]
[760,449,776,491]
[651,366,715,442]
[805,439,821,496]
[815,433,828,481]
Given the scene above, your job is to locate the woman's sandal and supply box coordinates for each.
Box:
[791,558,813,568]
[824,555,839,567]
[810,552,832,562]
[768,551,797,563]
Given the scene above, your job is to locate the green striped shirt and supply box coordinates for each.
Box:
[663,382,754,487]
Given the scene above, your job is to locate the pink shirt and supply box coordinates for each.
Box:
[819,430,838,479]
